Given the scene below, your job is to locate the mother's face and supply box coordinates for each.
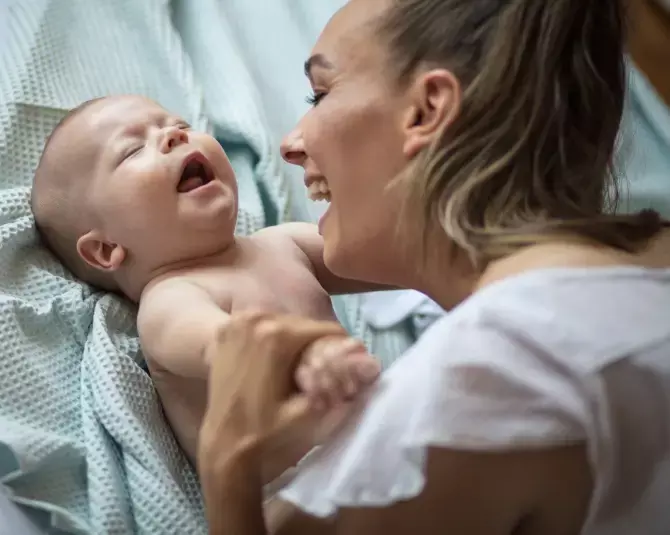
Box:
[280,0,412,285]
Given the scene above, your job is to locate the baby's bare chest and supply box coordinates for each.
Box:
[187,255,338,321]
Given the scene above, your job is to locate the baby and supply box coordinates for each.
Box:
[30,95,381,474]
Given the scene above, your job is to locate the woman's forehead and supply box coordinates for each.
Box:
[312,0,389,71]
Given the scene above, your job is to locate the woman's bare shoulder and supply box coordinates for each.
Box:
[478,230,670,290]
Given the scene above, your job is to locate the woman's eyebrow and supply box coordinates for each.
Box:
[304,54,334,81]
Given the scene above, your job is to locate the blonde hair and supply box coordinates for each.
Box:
[379,0,664,265]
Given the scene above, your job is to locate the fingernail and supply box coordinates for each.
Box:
[339,338,363,353]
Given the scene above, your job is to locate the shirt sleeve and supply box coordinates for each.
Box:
[280,316,590,518]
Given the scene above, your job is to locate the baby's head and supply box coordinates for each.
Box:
[32,95,238,299]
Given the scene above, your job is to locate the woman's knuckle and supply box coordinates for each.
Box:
[239,310,267,325]
[313,355,328,373]
[255,318,282,340]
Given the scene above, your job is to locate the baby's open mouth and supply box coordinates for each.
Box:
[177,153,215,193]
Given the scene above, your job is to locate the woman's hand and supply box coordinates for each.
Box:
[198,312,376,497]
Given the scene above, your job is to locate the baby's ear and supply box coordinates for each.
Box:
[76,230,126,272]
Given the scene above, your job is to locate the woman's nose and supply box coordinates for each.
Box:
[280,129,306,166]
[159,126,188,153]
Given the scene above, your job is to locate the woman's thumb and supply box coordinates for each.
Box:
[278,393,317,428]
[278,317,346,354]
[279,394,357,447]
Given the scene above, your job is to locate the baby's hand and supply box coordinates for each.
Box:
[295,336,381,410]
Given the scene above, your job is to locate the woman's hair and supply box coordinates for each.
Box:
[378,0,664,265]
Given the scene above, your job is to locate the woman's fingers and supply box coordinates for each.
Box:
[206,312,349,403]
[222,312,347,362]
[200,312,372,486]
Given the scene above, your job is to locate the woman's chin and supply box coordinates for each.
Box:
[317,202,332,236]
[323,239,351,280]
[322,240,340,273]
[321,212,376,281]
[323,237,368,283]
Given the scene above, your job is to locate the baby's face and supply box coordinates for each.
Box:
[73,96,238,273]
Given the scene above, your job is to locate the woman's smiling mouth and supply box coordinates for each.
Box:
[306,177,331,202]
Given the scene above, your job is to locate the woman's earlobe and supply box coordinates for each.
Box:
[76,231,126,272]
[402,107,428,158]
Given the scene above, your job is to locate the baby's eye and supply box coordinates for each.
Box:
[123,145,143,161]
[171,121,191,130]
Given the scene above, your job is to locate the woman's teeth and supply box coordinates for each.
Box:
[307,179,331,202]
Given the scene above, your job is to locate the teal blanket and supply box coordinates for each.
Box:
[0,1,415,533]
[0,0,286,532]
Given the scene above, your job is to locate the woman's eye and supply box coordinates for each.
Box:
[305,91,326,106]
[177,122,191,130]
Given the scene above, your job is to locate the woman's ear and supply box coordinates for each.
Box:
[76,230,126,272]
[402,69,461,159]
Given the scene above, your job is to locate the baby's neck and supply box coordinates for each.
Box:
[121,238,245,302]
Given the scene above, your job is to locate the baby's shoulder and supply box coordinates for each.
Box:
[251,223,307,245]
[249,224,313,263]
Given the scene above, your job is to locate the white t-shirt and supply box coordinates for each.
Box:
[280,266,670,535]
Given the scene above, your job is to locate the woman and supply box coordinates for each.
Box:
[198,0,670,533]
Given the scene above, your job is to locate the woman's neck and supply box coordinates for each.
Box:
[628,0,670,107]
[409,245,480,312]
[417,235,657,312]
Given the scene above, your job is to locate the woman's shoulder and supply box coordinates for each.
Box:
[475,234,670,293]
[433,254,670,374]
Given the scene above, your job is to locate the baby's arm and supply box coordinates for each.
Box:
[137,279,230,379]
[278,222,396,294]
[139,277,379,405]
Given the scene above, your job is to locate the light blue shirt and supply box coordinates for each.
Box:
[619,63,670,216]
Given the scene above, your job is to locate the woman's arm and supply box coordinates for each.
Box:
[331,446,592,535]
[265,498,332,535]
[199,441,335,535]
[196,313,354,534]
[203,442,591,535]
[197,313,593,535]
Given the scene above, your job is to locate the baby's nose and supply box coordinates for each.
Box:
[161,126,188,153]
[280,129,306,167]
